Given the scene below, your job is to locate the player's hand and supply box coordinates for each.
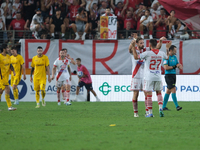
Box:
[159,36,167,41]
[177,64,183,70]
[166,41,172,50]
[30,76,33,83]
[23,75,26,80]
[48,77,51,83]
[130,39,136,47]
[51,75,54,80]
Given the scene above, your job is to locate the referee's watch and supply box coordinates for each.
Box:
[173,66,177,69]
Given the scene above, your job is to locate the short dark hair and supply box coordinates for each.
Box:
[2,43,7,49]
[170,10,175,13]
[169,45,176,51]
[37,46,43,49]
[145,9,150,13]
[149,39,157,48]
[12,46,17,51]
[62,48,67,52]
[136,37,143,43]
[76,58,81,61]
[60,49,65,52]
[78,7,84,13]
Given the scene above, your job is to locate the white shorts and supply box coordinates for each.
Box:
[56,79,71,88]
[30,24,42,32]
[143,80,163,91]
[130,78,143,91]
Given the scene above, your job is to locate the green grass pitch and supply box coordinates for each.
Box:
[0,101,200,150]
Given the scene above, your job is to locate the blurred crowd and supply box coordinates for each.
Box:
[0,0,195,43]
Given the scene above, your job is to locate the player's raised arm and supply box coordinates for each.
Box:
[165,41,172,60]
[156,36,167,49]
[30,67,34,83]
[131,40,139,59]
[67,55,76,65]
[46,65,51,83]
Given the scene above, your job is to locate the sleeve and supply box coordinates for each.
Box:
[31,57,34,68]
[163,59,168,66]
[45,56,50,67]
[53,59,58,67]
[82,66,88,75]
[140,16,144,22]
[162,52,168,60]
[139,51,148,59]
[20,56,24,65]
[149,16,153,22]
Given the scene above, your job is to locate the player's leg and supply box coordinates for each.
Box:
[34,79,41,108]
[143,91,148,115]
[163,88,171,110]
[154,81,164,117]
[40,81,46,106]
[143,80,154,117]
[87,83,100,101]
[12,76,20,105]
[5,85,17,111]
[56,81,62,105]
[132,91,139,117]
[65,84,71,105]
[61,86,66,102]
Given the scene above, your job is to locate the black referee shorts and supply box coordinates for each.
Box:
[165,74,176,89]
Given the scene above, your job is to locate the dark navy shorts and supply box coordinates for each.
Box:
[78,81,93,90]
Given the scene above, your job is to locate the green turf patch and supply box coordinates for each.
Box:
[0,102,200,150]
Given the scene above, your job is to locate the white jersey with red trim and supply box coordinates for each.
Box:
[53,57,71,81]
[139,49,168,81]
[130,47,150,79]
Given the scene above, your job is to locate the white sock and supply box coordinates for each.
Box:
[149,109,153,114]
[37,103,40,106]
[34,31,38,36]
[62,33,64,36]
[159,104,163,110]
[75,32,79,36]
[75,94,77,99]
[51,33,55,36]
[83,32,86,36]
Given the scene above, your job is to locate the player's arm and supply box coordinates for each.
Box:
[30,67,34,83]
[131,40,139,59]
[10,64,15,75]
[46,65,51,83]
[68,65,72,81]
[51,65,56,80]
[22,64,26,80]
[156,36,167,49]
[67,55,76,65]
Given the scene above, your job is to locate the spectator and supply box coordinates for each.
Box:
[8,12,25,40]
[140,9,153,39]
[124,21,133,38]
[23,0,39,22]
[123,0,134,13]
[50,8,67,39]
[88,0,99,36]
[0,8,5,25]
[12,0,22,19]
[66,0,83,24]
[0,16,5,40]
[98,1,110,16]
[85,0,98,12]
[110,0,127,29]
[1,0,12,28]
[123,10,136,30]
[102,7,114,16]
[154,8,168,38]
[46,0,62,16]
[166,10,181,39]
[30,8,44,39]
[71,7,89,40]
[150,3,160,22]
[40,0,49,18]
[135,2,146,31]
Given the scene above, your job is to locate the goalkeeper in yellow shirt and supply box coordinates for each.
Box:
[0,44,17,111]
[30,46,51,108]
[10,46,26,105]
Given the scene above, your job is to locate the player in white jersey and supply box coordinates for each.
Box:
[132,38,169,117]
[129,37,166,117]
[60,48,76,102]
[30,8,44,39]
[51,49,72,106]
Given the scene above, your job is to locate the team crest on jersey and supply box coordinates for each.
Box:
[61,64,66,69]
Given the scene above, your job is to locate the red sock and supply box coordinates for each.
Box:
[149,31,153,35]
[147,95,152,110]
[157,93,163,105]
[145,97,148,111]
[140,31,144,35]
[132,99,138,113]
[66,90,70,102]
[57,91,60,102]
